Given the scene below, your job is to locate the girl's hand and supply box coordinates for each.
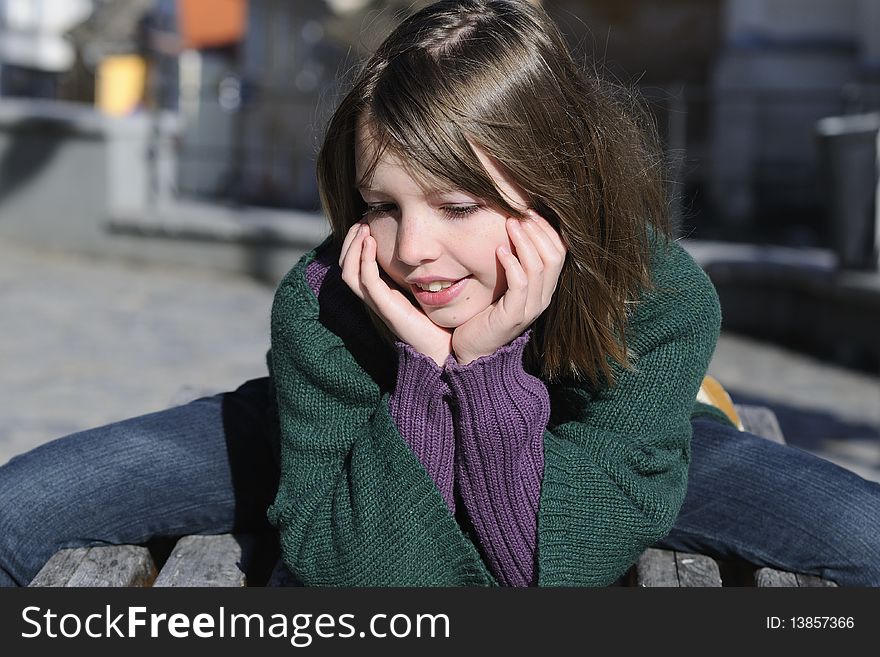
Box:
[340,222,453,367]
[452,211,567,366]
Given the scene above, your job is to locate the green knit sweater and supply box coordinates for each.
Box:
[266,235,725,586]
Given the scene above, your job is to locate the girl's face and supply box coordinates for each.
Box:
[355,125,529,328]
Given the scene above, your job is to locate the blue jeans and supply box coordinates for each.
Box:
[656,418,880,586]
[1,379,878,586]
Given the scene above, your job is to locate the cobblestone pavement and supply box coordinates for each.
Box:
[0,242,274,466]
[2,242,879,481]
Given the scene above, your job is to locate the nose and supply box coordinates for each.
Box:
[395,212,441,266]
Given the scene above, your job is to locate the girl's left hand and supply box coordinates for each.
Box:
[452,210,567,365]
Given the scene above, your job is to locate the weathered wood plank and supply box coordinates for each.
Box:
[735,405,786,444]
[65,545,156,587]
[755,567,799,587]
[29,548,88,587]
[30,545,155,587]
[754,567,838,587]
[153,534,254,587]
[635,548,680,586]
[796,573,838,587]
[636,548,723,587]
[675,552,723,587]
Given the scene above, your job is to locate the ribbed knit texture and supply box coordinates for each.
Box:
[388,342,456,513]
[444,332,547,586]
[267,234,723,586]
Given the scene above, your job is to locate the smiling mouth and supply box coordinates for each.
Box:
[409,276,470,306]
[414,281,455,292]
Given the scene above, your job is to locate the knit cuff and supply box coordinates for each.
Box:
[443,331,548,586]
[388,341,456,512]
[444,332,549,438]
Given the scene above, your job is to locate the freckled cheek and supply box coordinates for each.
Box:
[367,221,397,274]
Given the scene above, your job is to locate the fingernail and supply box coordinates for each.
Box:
[499,245,510,255]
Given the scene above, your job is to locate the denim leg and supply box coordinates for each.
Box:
[0,377,279,587]
[655,418,880,586]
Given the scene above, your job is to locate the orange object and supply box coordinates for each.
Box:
[697,375,744,430]
[176,0,247,49]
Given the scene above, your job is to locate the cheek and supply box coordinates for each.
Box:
[366,219,397,272]
[471,221,512,298]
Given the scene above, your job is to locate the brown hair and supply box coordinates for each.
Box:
[316,0,671,386]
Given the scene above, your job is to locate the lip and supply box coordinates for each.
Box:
[410,276,470,306]
[406,275,464,285]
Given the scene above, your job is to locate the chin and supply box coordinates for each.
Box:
[429,317,464,329]
[424,305,481,329]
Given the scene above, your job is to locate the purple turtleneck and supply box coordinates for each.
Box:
[306,255,547,587]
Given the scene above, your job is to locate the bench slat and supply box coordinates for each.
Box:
[30,545,155,587]
[635,548,722,587]
[754,567,798,587]
[755,567,838,587]
[153,534,253,587]
[676,552,723,587]
[635,548,678,586]
[796,573,838,587]
[29,548,86,587]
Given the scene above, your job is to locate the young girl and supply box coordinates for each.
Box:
[1,0,879,587]
[264,0,880,586]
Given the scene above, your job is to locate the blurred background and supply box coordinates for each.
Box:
[0,0,878,478]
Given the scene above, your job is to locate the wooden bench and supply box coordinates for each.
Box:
[28,403,837,588]
[29,533,290,588]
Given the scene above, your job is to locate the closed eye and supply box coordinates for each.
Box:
[362,203,397,218]
[441,205,480,220]
[361,203,481,221]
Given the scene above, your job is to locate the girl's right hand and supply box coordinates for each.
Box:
[340,222,453,367]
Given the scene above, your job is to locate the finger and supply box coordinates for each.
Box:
[359,236,421,336]
[495,244,529,326]
[340,224,369,299]
[521,216,565,303]
[507,218,544,313]
[359,235,403,316]
[339,222,363,267]
[358,234,384,293]
[521,213,561,259]
[507,218,544,275]
[527,209,567,256]
[339,221,367,267]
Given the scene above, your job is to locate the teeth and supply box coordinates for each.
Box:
[417,281,454,292]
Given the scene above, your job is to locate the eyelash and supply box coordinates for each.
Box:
[361,203,480,221]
